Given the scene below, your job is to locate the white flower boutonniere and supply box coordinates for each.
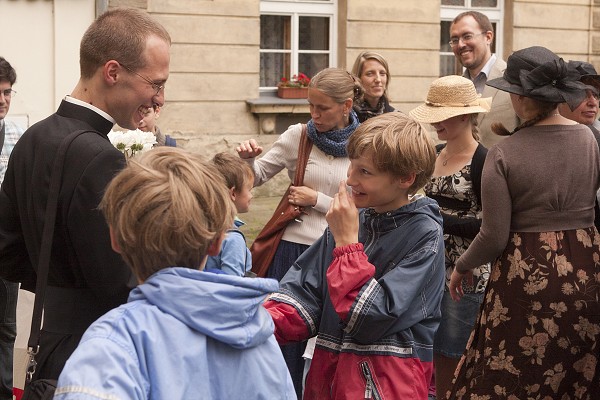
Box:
[108,129,157,159]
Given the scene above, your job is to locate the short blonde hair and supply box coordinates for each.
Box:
[347,113,436,195]
[101,147,235,281]
[80,8,172,78]
[211,152,254,192]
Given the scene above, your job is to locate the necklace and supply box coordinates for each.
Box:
[442,145,470,166]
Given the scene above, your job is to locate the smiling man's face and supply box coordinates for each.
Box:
[450,15,493,78]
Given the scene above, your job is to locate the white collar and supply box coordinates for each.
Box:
[479,53,497,79]
[63,95,116,125]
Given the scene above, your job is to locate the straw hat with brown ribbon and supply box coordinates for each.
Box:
[409,75,491,124]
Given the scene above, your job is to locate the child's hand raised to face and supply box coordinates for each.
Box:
[326,181,359,247]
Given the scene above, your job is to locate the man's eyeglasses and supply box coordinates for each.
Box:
[119,63,164,96]
[0,89,15,99]
[449,32,487,47]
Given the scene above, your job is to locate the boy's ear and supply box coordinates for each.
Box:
[397,172,416,188]
[207,233,226,256]
[109,226,121,254]
[229,187,236,201]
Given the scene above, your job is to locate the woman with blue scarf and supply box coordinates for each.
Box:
[237,67,362,398]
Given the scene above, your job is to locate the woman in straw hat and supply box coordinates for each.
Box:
[409,75,492,399]
[447,46,600,399]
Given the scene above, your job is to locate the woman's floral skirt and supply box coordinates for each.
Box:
[447,228,600,400]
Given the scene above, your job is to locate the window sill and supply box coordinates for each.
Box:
[246,92,309,134]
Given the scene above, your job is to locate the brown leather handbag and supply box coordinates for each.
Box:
[250,125,312,277]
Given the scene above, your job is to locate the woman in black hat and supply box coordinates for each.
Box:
[447,46,600,399]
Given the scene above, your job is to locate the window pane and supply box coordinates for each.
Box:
[472,0,498,7]
[440,54,459,76]
[441,0,465,5]
[299,17,329,50]
[260,15,291,50]
[440,21,453,53]
[298,54,329,79]
[260,52,291,87]
[490,22,496,53]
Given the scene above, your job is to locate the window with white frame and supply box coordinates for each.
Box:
[440,0,503,77]
[260,0,337,91]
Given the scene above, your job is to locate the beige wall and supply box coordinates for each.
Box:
[345,0,442,115]
[3,0,95,129]
[110,0,264,151]
[5,0,600,192]
[150,0,290,196]
[342,0,600,115]
[512,0,599,66]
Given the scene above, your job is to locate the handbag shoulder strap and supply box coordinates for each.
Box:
[27,129,89,352]
[293,124,312,186]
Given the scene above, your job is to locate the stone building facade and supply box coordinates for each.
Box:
[3,0,600,196]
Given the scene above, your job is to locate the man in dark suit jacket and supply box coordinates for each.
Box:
[0,8,171,382]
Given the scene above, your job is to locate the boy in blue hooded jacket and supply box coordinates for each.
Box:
[265,113,445,399]
[54,147,295,400]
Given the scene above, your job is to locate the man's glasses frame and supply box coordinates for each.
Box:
[118,62,164,96]
[1,89,16,98]
[449,32,487,48]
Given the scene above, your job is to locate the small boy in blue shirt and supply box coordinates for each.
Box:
[206,152,254,276]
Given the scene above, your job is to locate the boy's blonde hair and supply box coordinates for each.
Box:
[347,113,436,195]
[211,152,254,192]
[101,147,235,281]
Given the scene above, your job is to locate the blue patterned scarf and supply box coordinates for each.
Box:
[306,110,360,157]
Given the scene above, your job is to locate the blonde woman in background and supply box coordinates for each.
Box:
[351,51,396,122]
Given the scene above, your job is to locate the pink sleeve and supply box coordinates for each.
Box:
[264,300,310,344]
[326,243,375,321]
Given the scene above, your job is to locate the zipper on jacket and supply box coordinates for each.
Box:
[360,361,382,400]
[363,217,377,256]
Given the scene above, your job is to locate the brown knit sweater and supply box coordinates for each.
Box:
[456,123,600,272]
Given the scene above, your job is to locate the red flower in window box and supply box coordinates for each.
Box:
[277,73,310,99]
